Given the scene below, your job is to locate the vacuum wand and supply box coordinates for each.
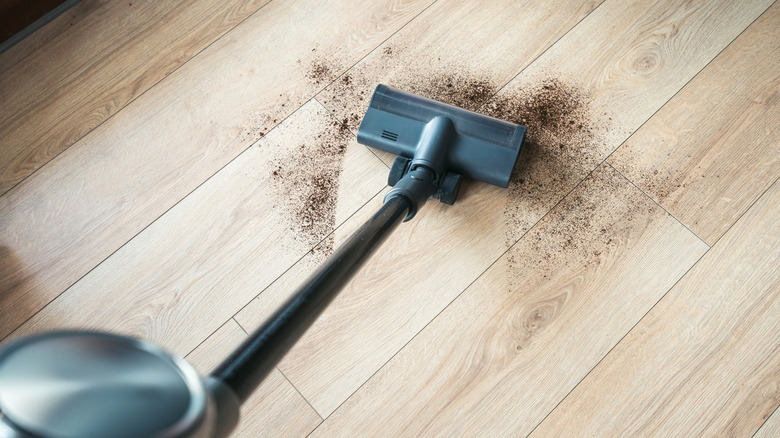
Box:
[211,195,410,402]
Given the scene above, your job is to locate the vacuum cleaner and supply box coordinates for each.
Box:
[0,85,526,437]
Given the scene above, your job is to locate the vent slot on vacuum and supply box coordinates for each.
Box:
[381,130,398,141]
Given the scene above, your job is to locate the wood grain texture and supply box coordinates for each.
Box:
[609,3,780,245]
[755,408,780,438]
[481,0,774,241]
[0,0,110,74]
[238,0,769,419]
[185,319,322,437]
[531,179,780,437]
[524,0,774,129]
[0,0,432,340]
[0,0,272,195]
[316,0,602,134]
[6,100,388,360]
[311,164,707,436]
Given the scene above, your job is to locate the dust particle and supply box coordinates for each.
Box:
[335,118,351,135]
[399,72,497,111]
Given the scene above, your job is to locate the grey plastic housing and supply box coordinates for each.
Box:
[0,332,239,438]
[357,84,526,188]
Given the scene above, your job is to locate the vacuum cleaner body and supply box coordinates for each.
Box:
[0,332,238,438]
[0,85,525,438]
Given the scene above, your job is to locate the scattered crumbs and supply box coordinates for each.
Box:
[308,59,333,85]
[239,112,271,144]
[480,77,607,246]
[397,72,497,112]
[308,234,335,261]
[321,60,497,133]
[269,116,351,259]
[335,115,357,136]
[505,164,657,295]
[314,53,641,285]
[612,143,687,204]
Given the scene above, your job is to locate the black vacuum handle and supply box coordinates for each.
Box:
[211,195,410,402]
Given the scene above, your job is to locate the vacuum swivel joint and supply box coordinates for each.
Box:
[385,116,462,220]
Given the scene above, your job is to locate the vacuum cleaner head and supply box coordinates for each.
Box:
[358,84,526,190]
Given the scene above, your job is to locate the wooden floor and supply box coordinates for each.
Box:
[1,0,778,436]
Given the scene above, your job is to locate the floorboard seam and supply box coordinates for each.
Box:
[233,317,249,335]
[602,0,778,242]
[277,366,325,421]
[608,163,710,248]
[491,0,608,99]
[305,0,443,171]
[311,0,440,97]
[0,0,592,343]
[0,95,382,344]
[753,404,780,438]
[17,0,448,336]
[524,243,711,437]
[707,176,780,248]
[183,317,234,359]
[526,176,780,437]
[317,155,608,425]
[314,1,617,422]
[313,96,391,170]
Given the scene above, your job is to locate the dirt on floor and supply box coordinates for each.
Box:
[280,48,625,271]
[268,112,350,260]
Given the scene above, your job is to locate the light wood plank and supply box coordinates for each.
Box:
[238,0,769,418]
[0,0,110,74]
[609,3,780,245]
[311,164,707,436]
[531,180,780,437]
[0,0,272,195]
[317,0,603,133]
[185,320,322,437]
[0,0,432,339]
[755,408,780,438]
[6,100,388,361]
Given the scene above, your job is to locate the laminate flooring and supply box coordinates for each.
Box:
[1,0,777,436]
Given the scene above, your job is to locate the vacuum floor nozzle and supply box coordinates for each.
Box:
[358,84,526,189]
